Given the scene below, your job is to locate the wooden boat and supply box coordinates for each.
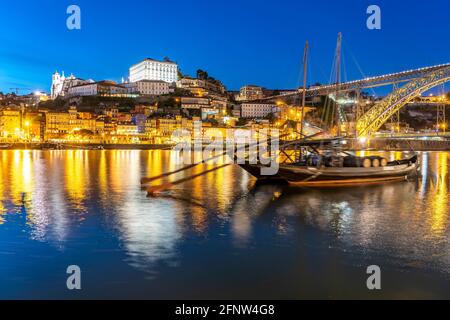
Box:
[239,146,419,187]
[240,156,418,186]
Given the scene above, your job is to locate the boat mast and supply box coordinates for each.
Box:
[334,32,342,136]
[299,41,309,139]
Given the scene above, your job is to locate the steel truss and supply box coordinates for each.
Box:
[357,66,450,137]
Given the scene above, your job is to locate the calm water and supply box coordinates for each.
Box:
[0,150,448,299]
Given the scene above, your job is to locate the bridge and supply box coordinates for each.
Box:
[262,63,449,137]
[265,63,450,99]
[356,65,450,137]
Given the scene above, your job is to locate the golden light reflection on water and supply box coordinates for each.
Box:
[64,150,88,211]
[98,150,107,195]
[428,152,448,235]
[10,151,34,205]
[0,150,448,273]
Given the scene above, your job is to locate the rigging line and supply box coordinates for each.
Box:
[348,48,378,97]
[342,44,348,83]
[329,48,336,85]
[307,46,313,88]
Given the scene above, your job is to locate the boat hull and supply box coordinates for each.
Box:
[239,161,418,187]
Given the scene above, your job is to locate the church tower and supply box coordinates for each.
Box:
[51,71,61,99]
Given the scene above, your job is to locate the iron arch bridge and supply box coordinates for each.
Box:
[356,66,450,137]
[254,63,450,101]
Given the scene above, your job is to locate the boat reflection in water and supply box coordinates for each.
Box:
[0,150,448,299]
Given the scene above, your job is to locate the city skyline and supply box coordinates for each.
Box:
[0,0,449,304]
[0,0,449,94]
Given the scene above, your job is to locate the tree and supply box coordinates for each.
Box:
[236,118,248,127]
[196,69,209,80]
[177,69,183,80]
[264,112,276,123]
[446,91,450,100]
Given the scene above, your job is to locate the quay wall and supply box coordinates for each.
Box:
[348,138,450,151]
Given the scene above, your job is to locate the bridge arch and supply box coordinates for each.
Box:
[356,66,450,137]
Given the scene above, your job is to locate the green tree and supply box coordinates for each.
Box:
[177,69,183,80]
[236,118,248,127]
[196,69,209,80]
[264,112,276,123]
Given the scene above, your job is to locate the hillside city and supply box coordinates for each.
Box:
[0,57,448,146]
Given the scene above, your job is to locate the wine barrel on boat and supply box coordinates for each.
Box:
[371,157,380,168]
[344,156,387,168]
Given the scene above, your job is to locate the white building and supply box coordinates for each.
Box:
[241,103,278,118]
[51,71,93,99]
[68,81,130,97]
[129,58,178,84]
[126,80,171,96]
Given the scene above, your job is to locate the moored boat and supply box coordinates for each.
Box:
[238,137,419,187]
[239,155,418,186]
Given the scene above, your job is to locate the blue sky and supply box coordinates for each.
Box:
[0,0,448,94]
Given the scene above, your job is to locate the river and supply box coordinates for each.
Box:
[0,150,448,299]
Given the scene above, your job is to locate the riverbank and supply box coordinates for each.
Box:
[347,138,450,151]
[0,143,175,150]
[1,137,449,151]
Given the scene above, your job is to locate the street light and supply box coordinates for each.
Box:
[24,121,30,142]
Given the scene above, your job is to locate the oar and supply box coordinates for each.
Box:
[141,161,209,184]
[141,133,289,184]
[147,163,231,196]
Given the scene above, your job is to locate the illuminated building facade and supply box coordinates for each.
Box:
[68,81,131,97]
[126,80,171,96]
[241,103,278,118]
[237,85,264,101]
[51,71,93,99]
[0,109,21,139]
[129,58,178,84]
[177,77,226,97]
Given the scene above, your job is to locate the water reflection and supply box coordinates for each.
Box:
[273,151,449,273]
[0,150,448,298]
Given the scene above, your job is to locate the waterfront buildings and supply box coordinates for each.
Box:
[0,109,21,139]
[45,106,98,136]
[129,58,178,84]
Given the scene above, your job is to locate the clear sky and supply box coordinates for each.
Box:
[0,0,448,94]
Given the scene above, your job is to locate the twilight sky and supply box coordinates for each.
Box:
[0,0,448,94]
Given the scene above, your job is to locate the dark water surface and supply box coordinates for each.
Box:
[0,150,448,299]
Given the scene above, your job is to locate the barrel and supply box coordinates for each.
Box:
[362,158,372,168]
[367,156,387,168]
[371,158,380,168]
